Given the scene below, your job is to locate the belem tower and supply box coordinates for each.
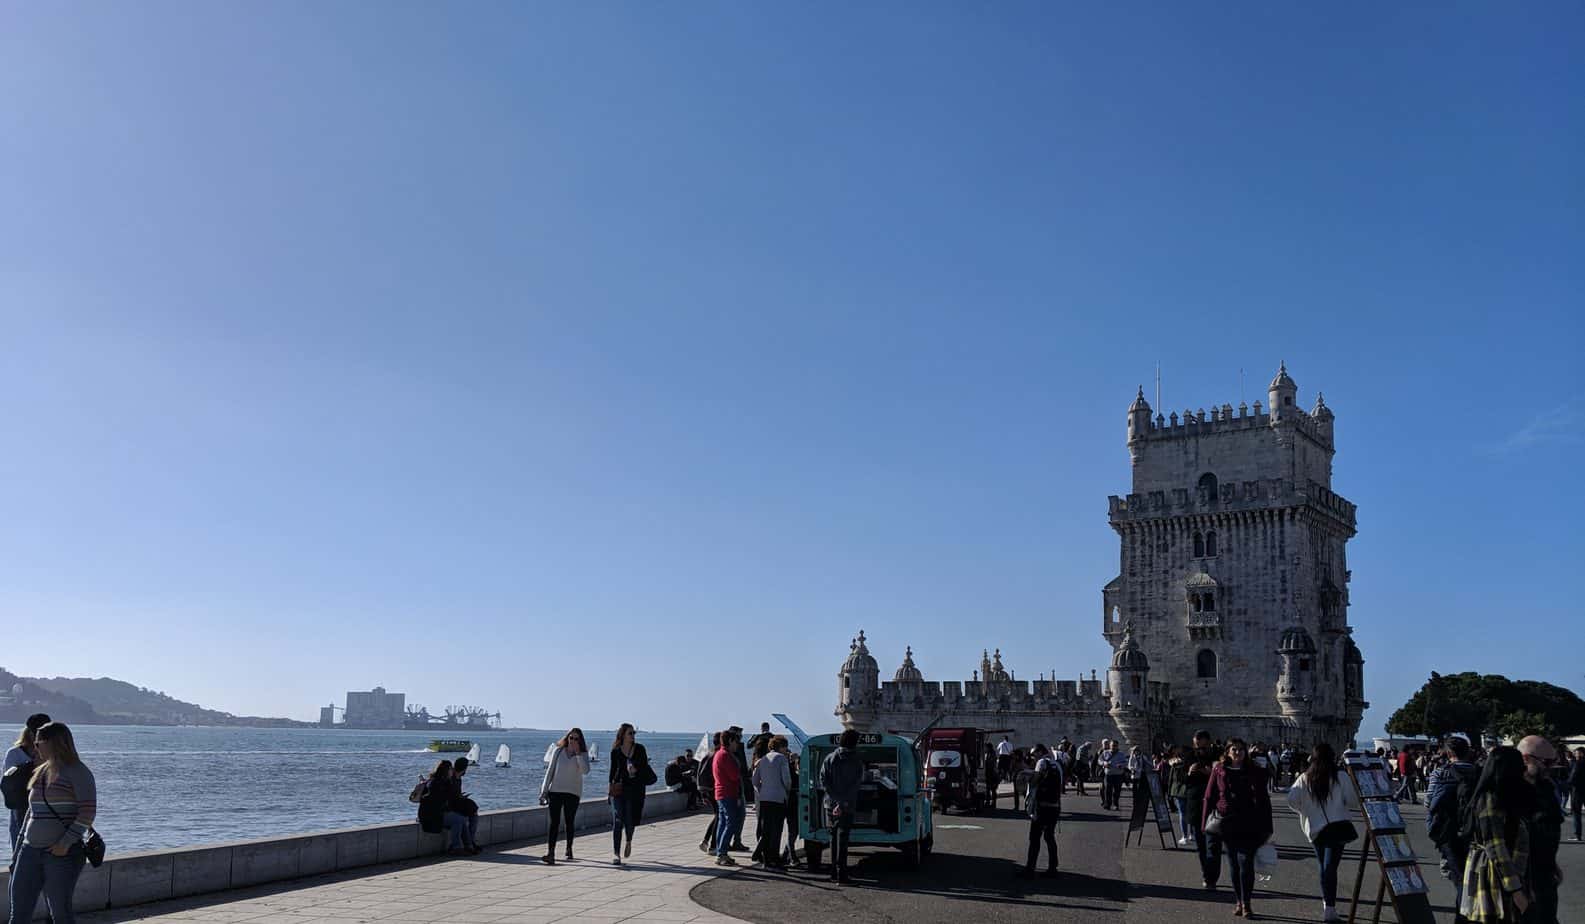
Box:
[836,364,1368,752]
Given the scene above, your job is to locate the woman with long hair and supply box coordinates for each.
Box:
[1202,737,1273,919]
[8,722,96,924]
[539,727,590,864]
[1459,746,1537,923]
[608,723,654,865]
[3,713,51,867]
[1285,742,1359,922]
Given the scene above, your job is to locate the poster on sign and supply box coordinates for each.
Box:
[1355,769,1393,799]
[1386,864,1429,896]
[1376,834,1417,863]
[1365,801,1406,831]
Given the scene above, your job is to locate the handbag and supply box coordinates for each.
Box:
[1204,809,1224,836]
[1316,820,1359,845]
[41,788,106,869]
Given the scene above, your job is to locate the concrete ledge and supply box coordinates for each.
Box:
[0,789,691,921]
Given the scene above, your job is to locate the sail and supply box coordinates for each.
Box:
[466,743,481,764]
[495,744,511,766]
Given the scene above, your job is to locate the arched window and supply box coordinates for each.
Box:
[1206,530,1218,557]
[844,676,850,689]
[1203,593,1214,612]
[1193,531,1205,558]
[1197,649,1218,679]
[1111,606,1121,625]
[1299,658,1311,672]
[1131,675,1142,692]
[1191,594,1203,613]
[1198,472,1219,504]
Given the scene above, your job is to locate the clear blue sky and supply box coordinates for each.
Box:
[2,4,1580,740]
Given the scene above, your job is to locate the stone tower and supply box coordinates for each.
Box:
[1104,364,1366,750]
[835,631,880,729]
[1106,623,1152,748]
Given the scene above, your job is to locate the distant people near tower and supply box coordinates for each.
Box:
[997,736,1013,778]
[750,736,792,870]
[1517,736,1563,924]
[1286,742,1360,923]
[711,728,743,866]
[1187,730,1223,890]
[1101,740,1128,811]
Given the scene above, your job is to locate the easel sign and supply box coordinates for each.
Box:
[1123,772,1172,850]
[1145,767,1174,836]
[1344,756,1435,924]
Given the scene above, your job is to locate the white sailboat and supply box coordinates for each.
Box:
[465,742,482,764]
[495,744,511,768]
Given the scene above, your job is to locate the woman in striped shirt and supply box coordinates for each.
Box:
[8,721,96,924]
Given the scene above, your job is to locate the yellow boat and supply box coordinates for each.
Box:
[427,739,472,753]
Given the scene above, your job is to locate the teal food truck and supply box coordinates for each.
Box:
[797,731,934,869]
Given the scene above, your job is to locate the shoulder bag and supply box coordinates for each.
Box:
[41,786,106,868]
[1313,787,1358,846]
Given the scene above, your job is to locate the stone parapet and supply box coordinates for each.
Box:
[0,789,691,921]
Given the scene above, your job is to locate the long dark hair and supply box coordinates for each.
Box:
[1303,742,1338,803]
[1461,746,1536,843]
[430,760,452,781]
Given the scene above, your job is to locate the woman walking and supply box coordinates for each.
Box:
[1203,738,1273,918]
[1285,742,1359,922]
[751,736,793,869]
[539,727,590,864]
[1459,746,1536,923]
[697,732,720,852]
[8,722,96,924]
[1167,747,1196,847]
[608,723,655,865]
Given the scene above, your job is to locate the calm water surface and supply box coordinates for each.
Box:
[68,726,703,852]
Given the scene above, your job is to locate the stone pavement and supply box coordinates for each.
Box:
[79,809,737,924]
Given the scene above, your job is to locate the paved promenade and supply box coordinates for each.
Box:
[76,788,1583,923]
[80,811,737,924]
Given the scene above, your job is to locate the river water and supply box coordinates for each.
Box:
[58,725,703,852]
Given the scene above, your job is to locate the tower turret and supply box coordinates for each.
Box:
[1268,362,1298,423]
[836,630,880,730]
[1276,626,1317,719]
[1107,622,1152,749]
[1127,386,1152,460]
[893,646,924,683]
[1312,391,1335,445]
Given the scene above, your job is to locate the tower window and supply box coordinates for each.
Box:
[1197,649,1218,679]
[1198,472,1219,505]
[1131,676,1142,692]
[1206,530,1217,557]
[1191,595,1202,613]
[1299,658,1311,671]
[1285,396,1293,406]
[1193,531,1205,558]
[1202,593,1214,612]
[844,676,850,689]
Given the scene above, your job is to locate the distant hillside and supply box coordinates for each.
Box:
[0,668,312,727]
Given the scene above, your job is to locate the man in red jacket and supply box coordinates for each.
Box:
[1395,749,1420,804]
[712,729,745,866]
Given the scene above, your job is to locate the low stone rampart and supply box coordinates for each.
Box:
[0,788,691,920]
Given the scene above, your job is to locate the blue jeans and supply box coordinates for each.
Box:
[715,797,744,857]
[1199,829,1223,886]
[9,843,85,924]
[443,811,477,849]
[1438,841,1468,909]
[1313,841,1343,905]
[1172,797,1195,842]
[1225,843,1257,907]
[610,791,645,855]
[7,809,21,868]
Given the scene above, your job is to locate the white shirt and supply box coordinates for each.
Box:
[997,740,1013,757]
[541,743,591,798]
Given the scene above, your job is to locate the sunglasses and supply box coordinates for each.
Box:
[1523,753,1555,767]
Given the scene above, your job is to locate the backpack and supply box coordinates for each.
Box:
[2,761,34,811]
[407,778,427,804]
[1429,762,1479,848]
[1033,759,1064,810]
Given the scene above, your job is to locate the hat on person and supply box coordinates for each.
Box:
[1516,736,1557,762]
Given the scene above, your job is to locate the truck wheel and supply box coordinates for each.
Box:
[901,842,920,870]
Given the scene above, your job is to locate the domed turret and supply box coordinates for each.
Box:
[836,630,880,730]
[893,646,924,683]
[1109,626,1150,671]
[1127,385,1153,451]
[1278,626,1316,654]
[1276,625,1317,718]
[1268,361,1298,422]
[1107,623,1152,749]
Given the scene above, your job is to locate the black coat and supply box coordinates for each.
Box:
[609,743,654,793]
[416,775,452,834]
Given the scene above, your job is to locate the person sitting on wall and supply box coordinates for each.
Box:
[666,753,700,808]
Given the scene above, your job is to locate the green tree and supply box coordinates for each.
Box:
[1386,672,1585,742]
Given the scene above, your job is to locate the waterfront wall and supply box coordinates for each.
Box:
[0,788,691,921]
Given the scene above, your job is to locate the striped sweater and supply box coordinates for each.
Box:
[21,762,97,849]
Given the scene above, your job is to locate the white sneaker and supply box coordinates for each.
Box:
[1322,904,1339,922]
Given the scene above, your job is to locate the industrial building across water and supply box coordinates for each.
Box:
[319,687,503,730]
